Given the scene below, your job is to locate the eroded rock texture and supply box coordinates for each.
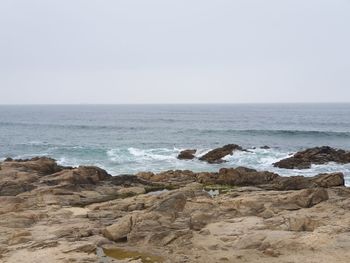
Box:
[0,157,349,263]
[274,146,350,169]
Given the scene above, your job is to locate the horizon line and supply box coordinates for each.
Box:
[1,102,350,106]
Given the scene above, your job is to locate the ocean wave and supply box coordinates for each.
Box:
[107,147,178,164]
[106,147,350,185]
[2,120,350,139]
[180,129,350,138]
[5,146,349,186]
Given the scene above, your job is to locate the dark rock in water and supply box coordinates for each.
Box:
[177,149,197,160]
[4,157,13,162]
[273,146,350,169]
[199,144,244,163]
[260,146,270,149]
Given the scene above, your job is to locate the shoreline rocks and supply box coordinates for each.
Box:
[1,157,350,263]
[199,144,244,163]
[274,146,350,169]
[136,167,345,191]
[177,149,197,160]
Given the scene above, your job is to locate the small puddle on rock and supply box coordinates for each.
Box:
[103,248,164,263]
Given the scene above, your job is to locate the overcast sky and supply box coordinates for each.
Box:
[0,0,349,104]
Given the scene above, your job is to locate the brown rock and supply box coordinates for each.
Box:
[42,166,111,186]
[153,193,187,214]
[274,146,350,169]
[7,230,32,245]
[216,167,279,186]
[312,172,345,187]
[263,248,280,257]
[177,149,197,160]
[190,212,214,231]
[138,168,343,191]
[1,157,62,175]
[0,180,36,196]
[1,155,350,263]
[137,170,197,186]
[274,188,329,210]
[199,144,244,163]
[269,173,345,190]
[135,172,155,181]
[269,176,316,190]
[288,216,320,231]
[0,157,63,196]
[117,187,146,197]
[103,215,133,242]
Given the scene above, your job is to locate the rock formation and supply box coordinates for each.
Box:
[260,145,270,149]
[274,146,350,169]
[199,144,244,163]
[177,149,197,160]
[1,157,350,263]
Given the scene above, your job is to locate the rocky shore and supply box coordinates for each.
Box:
[1,155,350,262]
[274,146,350,169]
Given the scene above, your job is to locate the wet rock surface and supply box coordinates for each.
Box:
[0,157,350,262]
[199,144,244,163]
[274,146,350,169]
[177,149,197,160]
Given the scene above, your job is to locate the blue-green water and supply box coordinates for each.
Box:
[1,104,350,184]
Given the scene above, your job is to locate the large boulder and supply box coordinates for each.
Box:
[274,146,350,169]
[199,144,244,163]
[0,157,62,196]
[42,166,111,186]
[265,172,345,191]
[213,167,279,186]
[273,188,329,210]
[103,215,133,242]
[1,157,62,175]
[269,176,316,190]
[312,172,345,187]
[136,167,344,191]
[177,149,196,160]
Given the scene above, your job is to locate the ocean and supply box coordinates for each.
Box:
[1,104,350,185]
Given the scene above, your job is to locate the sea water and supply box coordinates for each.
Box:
[1,104,349,185]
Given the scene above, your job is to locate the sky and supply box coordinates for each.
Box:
[0,0,349,104]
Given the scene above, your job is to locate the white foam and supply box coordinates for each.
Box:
[64,147,350,186]
[128,147,177,161]
[56,157,80,168]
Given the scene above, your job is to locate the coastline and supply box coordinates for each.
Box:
[1,155,350,262]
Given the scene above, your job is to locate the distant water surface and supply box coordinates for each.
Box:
[0,104,349,185]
